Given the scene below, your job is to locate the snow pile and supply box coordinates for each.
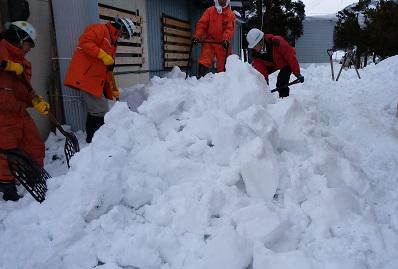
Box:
[1,56,398,269]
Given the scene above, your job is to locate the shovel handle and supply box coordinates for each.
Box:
[270,79,301,93]
[327,48,335,57]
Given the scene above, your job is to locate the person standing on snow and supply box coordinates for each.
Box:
[192,0,236,78]
[246,28,304,98]
[64,17,135,143]
[0,21,50,201]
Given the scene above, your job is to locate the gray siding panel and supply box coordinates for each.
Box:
[295,19,336,63]
[52,0,99,131]
[146,0,191,78]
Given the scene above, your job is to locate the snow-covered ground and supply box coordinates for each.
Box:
[1,55,398,269]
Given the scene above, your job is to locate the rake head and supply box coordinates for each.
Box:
[63,132,80,168]
[3,149,51,203]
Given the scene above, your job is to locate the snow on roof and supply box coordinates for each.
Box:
[298,0,359,16]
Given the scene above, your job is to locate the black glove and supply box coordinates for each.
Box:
[192,38,199,45]
[222,40,229,49]
[296,74,304,83]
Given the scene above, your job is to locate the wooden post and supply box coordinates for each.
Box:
[48,0,65,124]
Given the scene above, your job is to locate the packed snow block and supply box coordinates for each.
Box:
[121,84,148,112]
[236,105,280,151]
[221,55,273,116]
[253,243,312,269]
[318,153,370,195]
[145,181,213,234]
[231,205,281,241]
[233,137,279,201]
[138,70,190,125]
[323,259,370,269]
[270,98,310,155]
[103,102,159,146]
[166,66,186,79]
[301,188,361,230]
[190,227,252,269]
[122,170,164,208]
[114,244,162,269]
[212,120,242,165]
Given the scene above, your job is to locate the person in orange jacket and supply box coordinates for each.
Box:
[193,0,236,77]
[0,21,50,201]
[246,28,304,98]
[64,17,135,143]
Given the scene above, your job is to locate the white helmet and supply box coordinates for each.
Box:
[10,21,37,46]
[116,17,136,39]
[246,28,264,49]
[214,0,230,8]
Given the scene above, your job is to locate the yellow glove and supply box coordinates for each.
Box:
[32,96,50,115]
[97,49,114,66]
[5,60,23,75]
[110,74,120,98]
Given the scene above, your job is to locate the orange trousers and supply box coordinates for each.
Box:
[198,43,231,72]
[0,112,45,182]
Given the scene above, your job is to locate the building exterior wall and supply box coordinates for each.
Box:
[26,0,52,138]
[51,0,243,131]
[295,17,337,63]
[52,0,99,131]
[146,0,191,78]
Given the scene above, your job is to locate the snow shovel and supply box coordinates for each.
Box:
[271,79,301,93]
[198,41,229,72]
[0,149,51,203]
[19,74,80,168]
[327,48,335,81]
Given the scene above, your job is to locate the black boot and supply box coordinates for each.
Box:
[86,114,105,143]
[198,64,209,78]
[278,87,290,98]
[0,181,20,202]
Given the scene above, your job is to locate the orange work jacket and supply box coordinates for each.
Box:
[194,6,236,43]
[64,23,119,99]
[0,39,34,115]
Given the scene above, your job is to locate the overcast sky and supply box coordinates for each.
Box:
[298,0,359,16]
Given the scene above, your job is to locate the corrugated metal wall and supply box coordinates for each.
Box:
[26,0,52,138]
[146,0,242,78]
[52,0,99,131]
[295,18,336,63]
[146,0,191,78]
